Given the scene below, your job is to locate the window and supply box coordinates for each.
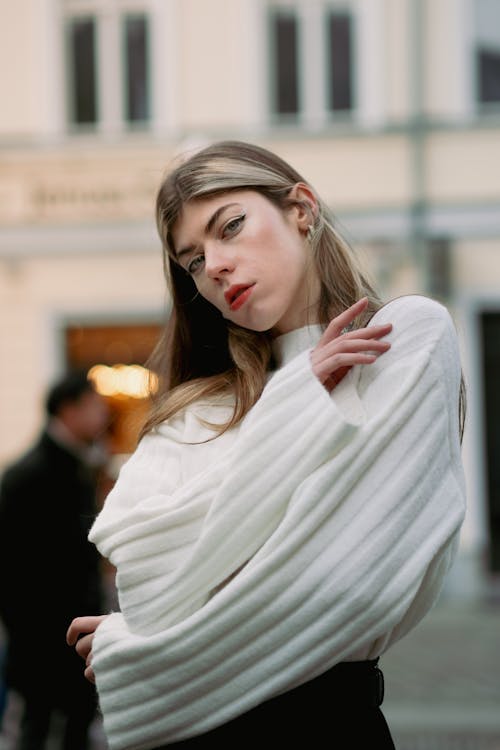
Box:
[478,50,500,103]
[63,1,153,132]
[68,17,98,125]
[480,310,500,571]
[124,15,151,123]
[271,10,300,116]
[474,0,500,106]
[268,1,358,124]
[326,11,354,112]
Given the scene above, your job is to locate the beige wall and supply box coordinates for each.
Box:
[271,135,413,209]
[178,0,262,130]
[0,143,174,225]
[0,1,47,136]
[3,127,497,229]
[0,133,415,229]
[424,0,469,119]
[385,0,412,122]
[426,129,500,201]
[454,238,500,290]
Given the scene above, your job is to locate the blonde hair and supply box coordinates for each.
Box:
[140,140,382,439]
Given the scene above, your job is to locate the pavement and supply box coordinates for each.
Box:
[1,596,499,750]
[381,596,500,750]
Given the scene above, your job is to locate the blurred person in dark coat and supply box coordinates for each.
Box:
[0,370,111,750]
[0,638,6,727]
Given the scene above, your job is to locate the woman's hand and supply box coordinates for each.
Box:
[66,615,109,684]
[311,297,392,392]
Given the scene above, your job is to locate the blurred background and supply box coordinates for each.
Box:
[0,0,499,748]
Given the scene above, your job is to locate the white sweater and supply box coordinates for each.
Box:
[89,294,466,750]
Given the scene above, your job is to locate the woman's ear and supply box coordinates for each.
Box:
[288,182,319,233]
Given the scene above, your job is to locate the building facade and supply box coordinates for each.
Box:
[1,0,499,597]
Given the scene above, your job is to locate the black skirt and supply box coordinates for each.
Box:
[155,659,396,749]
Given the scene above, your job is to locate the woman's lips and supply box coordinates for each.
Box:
[225,284,255,311]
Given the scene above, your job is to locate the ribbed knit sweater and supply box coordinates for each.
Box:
[89,294,466,750]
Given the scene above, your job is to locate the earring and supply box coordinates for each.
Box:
[306,224,314,242]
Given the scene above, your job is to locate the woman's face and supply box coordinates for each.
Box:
[171,187,320,336]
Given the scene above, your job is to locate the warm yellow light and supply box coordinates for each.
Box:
[88,364,158,399]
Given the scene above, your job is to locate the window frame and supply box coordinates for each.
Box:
[61,0,168,136]
[268,4,301,120]
[65,13,99,129]
[266,0,385,130]
[324,7,356,115]
[458,0,500,120]
[122,12,152,127]
[472,0,500,111]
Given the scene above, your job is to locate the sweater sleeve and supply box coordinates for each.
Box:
[90,295,466,750]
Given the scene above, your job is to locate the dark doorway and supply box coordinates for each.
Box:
[480,311,500,572]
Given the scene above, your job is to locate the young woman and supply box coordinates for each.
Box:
[67,141,466,750]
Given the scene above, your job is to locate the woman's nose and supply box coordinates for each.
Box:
[204,244,235,279]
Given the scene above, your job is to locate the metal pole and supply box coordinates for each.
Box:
[409,0,428,294]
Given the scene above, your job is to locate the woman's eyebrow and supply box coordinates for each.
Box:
[177,203,241,260]
[205,203,240,234]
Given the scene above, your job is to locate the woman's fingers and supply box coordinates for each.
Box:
[311,302,393,391]
[66,614,109,684]
[74,633,94,661]
[66,615,108,646]
[312,338,390,381]
[317,338,391,358]
[313,351,380,386]
[318,297,369,344]
[84,665,96,684]
[343,323,393,341]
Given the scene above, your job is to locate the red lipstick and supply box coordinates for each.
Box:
[225,284,254,311]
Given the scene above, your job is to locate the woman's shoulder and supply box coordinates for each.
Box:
[370,294,453,330]
[366,294,461,379]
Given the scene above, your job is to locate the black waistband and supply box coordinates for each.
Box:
[266,658,385,712]
[155,660,386,748]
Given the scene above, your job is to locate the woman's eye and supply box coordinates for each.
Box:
[222,214,245,237]
[187,255,205,275]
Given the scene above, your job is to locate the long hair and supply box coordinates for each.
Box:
[139,140,382,439]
